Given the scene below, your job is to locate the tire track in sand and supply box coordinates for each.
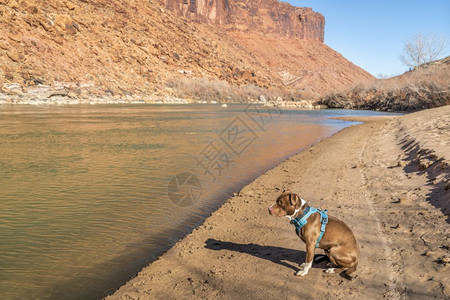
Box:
[359,124,401,299]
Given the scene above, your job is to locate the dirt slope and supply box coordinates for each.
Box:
[0,0,373,102]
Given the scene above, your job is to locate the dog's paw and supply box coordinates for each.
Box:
[299,262,306,269]
[296,262,312,276]
[324,268,336,274]
[295,270,309,277]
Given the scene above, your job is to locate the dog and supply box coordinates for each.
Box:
[268,191,359,278]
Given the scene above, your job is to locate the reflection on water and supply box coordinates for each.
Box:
[0,104,396,299]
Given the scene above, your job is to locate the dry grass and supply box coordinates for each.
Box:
[321,56,450,111]
[165,77,308,102]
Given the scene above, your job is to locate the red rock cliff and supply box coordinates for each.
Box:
[164,0,324,41]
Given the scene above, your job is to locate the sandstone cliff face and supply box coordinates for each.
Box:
[164,0,324,41]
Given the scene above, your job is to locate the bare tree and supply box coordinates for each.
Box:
[399,33,448,68]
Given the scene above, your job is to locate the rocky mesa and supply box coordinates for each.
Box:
[0,0,373,103]
[165,0,324,40]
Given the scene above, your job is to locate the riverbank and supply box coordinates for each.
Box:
[0,89,193,105]
[107,106,449,299]
[0,90,320,107]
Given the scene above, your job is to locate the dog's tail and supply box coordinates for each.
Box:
[344,262,358,277]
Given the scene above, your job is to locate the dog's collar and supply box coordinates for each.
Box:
[284,198,306,221]
[284,208,301,221]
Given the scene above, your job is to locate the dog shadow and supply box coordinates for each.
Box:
[205,238,330,273]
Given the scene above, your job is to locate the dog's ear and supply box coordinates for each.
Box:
[289,193,299,206]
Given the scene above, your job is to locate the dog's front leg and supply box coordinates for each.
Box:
[296,242,315,276]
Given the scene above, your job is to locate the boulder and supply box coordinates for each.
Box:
[258,95,267,103]
[6,51,24,62]
[38,17,53,31]
[54,15,79,34]
[64,1,76,10]
[25,4,39,14]
[6,0,19,9]
[0,40,10,50]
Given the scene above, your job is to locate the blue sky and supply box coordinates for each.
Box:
[287,1,450,77]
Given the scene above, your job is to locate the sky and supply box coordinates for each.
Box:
[287,0,450,77]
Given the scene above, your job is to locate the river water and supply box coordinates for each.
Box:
[0,104,396,299]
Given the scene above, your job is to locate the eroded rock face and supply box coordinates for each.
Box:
[164,0,324,41]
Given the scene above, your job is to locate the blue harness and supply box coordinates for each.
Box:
[290,206,328,248]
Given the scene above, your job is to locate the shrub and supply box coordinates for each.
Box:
[320,56,450,111]
[165,76,314,102]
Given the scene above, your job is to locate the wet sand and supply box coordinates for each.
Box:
[107,106,449,299]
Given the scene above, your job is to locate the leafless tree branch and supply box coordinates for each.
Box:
[399,33,448,68]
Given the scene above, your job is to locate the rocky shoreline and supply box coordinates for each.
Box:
[0,95,320,107]
[0,84,322,107]
[0,83,191,105]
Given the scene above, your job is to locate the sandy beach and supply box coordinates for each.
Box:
[107,106,449,299]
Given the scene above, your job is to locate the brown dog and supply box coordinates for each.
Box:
[268,191,359,278]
